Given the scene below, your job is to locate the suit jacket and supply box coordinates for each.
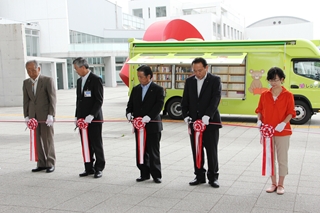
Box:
[126,82,164,133]
[181,72,222,129]
[75,72,103,120]
[23,75,56,120]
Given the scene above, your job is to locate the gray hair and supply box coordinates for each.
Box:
[73,57,89,69]
[25,60,39,68]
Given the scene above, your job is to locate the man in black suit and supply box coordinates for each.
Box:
[181,57,222,188]
[73,57,105,178]
[126,65,164,184]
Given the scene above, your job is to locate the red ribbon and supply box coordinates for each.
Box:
[133,117,146,164]
[260,124,275,176]
[77,118,90,163]
[28,118,38,162]
[193,120,206,169]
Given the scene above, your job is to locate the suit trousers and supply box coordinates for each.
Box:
[190,128,219,181]
[36,123,55,167]
[82,122,105,172]
[273,136,290,176]
[135,132,162,179]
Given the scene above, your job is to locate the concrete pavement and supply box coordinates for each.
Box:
[1,85,320,213]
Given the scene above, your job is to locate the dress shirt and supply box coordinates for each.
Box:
[141,81,152,101]
[81,71,91,92]
[195,73,208,97]
[30,75,40,95]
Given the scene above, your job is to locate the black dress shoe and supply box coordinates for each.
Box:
[189,178,206,186]
[136,177,150,182]
[209,180,220,188]
[46,166,55,173]
[79,170,95,177]
[154,178,162,183]
[94,171,102,178]
[31,167,46,172]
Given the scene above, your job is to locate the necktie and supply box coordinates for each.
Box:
[32,80,37,95]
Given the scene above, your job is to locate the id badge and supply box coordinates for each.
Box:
[84,90,91,97]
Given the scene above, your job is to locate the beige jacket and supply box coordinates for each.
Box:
[23,75,56,121]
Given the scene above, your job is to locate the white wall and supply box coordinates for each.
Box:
[0,0,70,54]
[67,0,123,37]
[103,29,144,39]
[128,0,245,41]
[0,24,26,107]
[178,14,215,40]
[246,22,313,40]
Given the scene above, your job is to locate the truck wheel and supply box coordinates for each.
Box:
[166,97,182,120]
[291,100,311,125]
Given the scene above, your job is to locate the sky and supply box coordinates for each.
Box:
[111,0,320,38]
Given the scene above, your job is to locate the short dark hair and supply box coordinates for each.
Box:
[192,57,208,67]
[137,64,153,78]
[73,57,89,69]
[267,67,286,80]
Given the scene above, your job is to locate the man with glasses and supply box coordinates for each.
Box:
[23,60,56,173]
[73,57,105,179]
[181,57,222,188]
[126,65,164,184]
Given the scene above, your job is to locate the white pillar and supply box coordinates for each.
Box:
[51,62,58,90]
[104,56,117,87]
[62,61,68,89]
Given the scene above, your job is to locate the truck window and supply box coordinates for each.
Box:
[293,61,320,80]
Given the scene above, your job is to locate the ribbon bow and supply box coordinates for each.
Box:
[133,117,146,130]
[27,118,38,130]
[77,118,88,130]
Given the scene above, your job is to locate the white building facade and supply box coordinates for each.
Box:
[1,0,314,107]
[245,16,313,40]
[128,0,245,40]
[0,0,145,106]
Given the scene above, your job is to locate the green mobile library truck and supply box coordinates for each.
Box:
[126,38,320,124]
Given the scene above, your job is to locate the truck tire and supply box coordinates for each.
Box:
[166,97,182,120]
[291,100,311,125]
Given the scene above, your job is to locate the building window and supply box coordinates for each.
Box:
[217,24,221,35]
[25,29,39,56]
[213,23,216,35]
[133,8,143,18]
[156,6,166,17]
[122,13,145,30]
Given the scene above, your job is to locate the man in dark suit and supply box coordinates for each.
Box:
[181,57,222,188]
[126,65,164,184]
[73,57,105,179]
[23,60,56,173]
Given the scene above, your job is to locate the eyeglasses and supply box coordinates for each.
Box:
[268,78,280,82]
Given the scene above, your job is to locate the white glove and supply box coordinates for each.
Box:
[184,116,192,124]
[257,119,262,128]
[45,115,54,127]
[142,115,151,123]
[127,113,133,121]
[25,116,29,127]
[84,115,94,123]
[202,115,210,125]
[275,122,286,132]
